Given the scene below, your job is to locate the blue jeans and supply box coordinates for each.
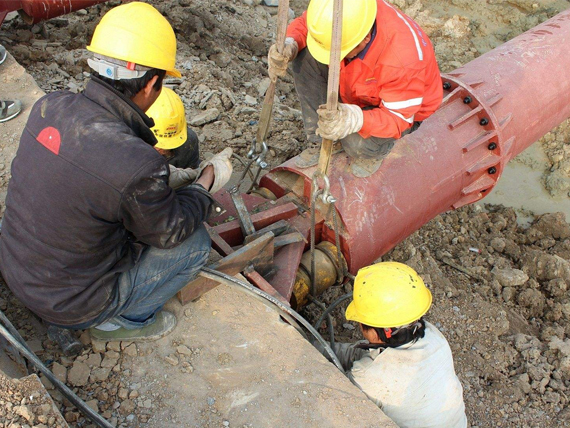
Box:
[70,225,211,330]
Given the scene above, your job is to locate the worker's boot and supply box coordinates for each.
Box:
[46,324,83,357]
[0,100,22,123]
[349,157,384,178]
[89,310,177,342]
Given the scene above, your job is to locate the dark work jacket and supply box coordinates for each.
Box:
[0,77,213,326]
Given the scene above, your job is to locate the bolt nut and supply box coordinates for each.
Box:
[443,82,451,90]
[488,142,497,150]
[480,118,489,126]
[488,167,497,174]
[463,96,472,104]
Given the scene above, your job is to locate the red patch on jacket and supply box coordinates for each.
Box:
[36,127,61,155]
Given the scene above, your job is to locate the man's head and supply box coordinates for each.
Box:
[147,87,188,152]
[345,262,432,347]
[86,2,181,111]
[306,0,377,64]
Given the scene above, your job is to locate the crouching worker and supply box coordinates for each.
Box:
[147,87,233,190]
[328,262,467,428]
[268,0,442,176]
[147,87,201,171]
[0,2,232,342]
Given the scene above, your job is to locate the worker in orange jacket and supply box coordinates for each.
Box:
[268,0,443,176]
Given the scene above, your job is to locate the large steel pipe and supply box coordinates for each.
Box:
[0,1,109,26]
[260,9,570,274]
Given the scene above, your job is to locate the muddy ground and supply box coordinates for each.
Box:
[1,0,570,427]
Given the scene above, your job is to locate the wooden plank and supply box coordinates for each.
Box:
[178,232,275,304]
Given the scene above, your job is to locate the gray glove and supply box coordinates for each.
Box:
[168,165,200,189]
[198,147,233,194]
[316,103,364,141]
[268,37,299,81]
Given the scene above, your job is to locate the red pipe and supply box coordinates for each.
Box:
[260,9,570,273]
[0,1,109,26]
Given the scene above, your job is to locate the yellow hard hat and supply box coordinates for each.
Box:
[147,88,188,150]
[87,2,181,78]
[306,0,377,65]
[345,262,432,328]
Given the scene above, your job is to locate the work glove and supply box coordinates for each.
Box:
[197,147,233,194]
[168,165,200,189]
[268,37,299,81]
[316,103,364,141]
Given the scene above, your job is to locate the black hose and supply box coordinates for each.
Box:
[313,293,352,333]
[199,267,345,373]
[0,321,114,428]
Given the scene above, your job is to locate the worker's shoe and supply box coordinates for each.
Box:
[0,100,22,123]
[295,142,344,168]
[46,325,83,357]
[350,156,384,178]
[89,311,177,342]
[0,45,6,65]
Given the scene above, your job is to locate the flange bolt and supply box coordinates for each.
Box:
[480,118,489,126]
[443,82,451,90]
[488,143,497,150]
[488,167,497,174]
[463,96,472,104]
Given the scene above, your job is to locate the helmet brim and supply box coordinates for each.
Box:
[166,68,182,78]
[306,33,353,65]
[154,124,187,150]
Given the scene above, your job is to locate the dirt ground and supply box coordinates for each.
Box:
[1,0,570,427]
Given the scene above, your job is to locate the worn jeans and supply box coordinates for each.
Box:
[69,225,211,330]
[291,48,419,160]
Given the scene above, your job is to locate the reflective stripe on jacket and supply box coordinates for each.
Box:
[334,322,467,428]
[286,0,443,139]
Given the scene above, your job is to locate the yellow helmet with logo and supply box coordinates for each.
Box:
[345,262,432,328]
[147,88,188,150]
[306,0,377,65]
[87,2,181,78]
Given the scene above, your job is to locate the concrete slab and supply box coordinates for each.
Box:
[122,282,398,428]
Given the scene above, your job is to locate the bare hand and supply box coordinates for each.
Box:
[195,165,215,191]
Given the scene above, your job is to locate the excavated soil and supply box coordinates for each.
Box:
[1,0,570,427]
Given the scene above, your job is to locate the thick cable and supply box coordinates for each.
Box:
[199,267,345,373]
[307,295,335,349]
[313,293,352,332]
[0,322,113,428]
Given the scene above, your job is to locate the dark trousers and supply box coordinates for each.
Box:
[291,48,419,160]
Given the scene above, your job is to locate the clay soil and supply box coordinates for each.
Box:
[1,0,570,427]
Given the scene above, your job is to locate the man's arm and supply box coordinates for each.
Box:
[286,11,309,51]
[119,158,214,249]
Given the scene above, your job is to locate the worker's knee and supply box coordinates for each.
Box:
[341,134,396,160]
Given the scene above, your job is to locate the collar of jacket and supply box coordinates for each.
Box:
[83,76,159,147]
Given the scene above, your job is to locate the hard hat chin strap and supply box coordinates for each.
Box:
[88,55,150,81]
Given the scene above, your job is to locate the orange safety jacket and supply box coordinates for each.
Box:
[287,0,443,139]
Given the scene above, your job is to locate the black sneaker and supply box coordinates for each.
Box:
[0,100,22,123]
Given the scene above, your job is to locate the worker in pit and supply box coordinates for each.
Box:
[268,0,442,177]
[148,87,202,172]
[0,2,233,342]
[147,86,210,189]
[327,262,467,428]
